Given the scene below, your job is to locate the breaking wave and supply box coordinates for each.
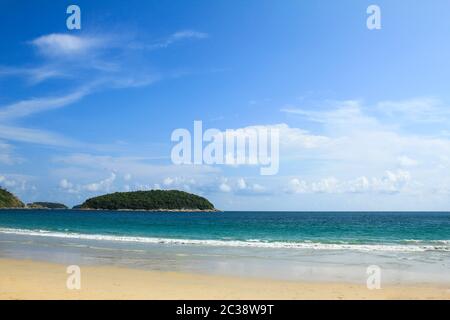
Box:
[1,227,449,252]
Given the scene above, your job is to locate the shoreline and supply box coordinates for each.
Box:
[0,258,449,300]
[0,208,221,212]
[75,208,221,212]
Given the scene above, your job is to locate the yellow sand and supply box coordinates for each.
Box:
[0,258,449,300]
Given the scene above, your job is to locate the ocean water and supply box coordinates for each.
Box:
[0,210,449,284]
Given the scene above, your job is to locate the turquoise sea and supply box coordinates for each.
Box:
[1,210,449,284]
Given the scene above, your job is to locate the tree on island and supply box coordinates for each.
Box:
[27,202,68,209]
[0,187,25,208]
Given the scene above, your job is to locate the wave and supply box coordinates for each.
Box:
[0,227,449,252]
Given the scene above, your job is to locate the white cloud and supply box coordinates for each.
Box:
[148,30,208,49]
[311,177,340,193]
[0,174,35,194]
[287,170,412,195]
[0,175,17,188]
[163,177,174,186]
[52,153,221,198]
[376,97,450,122]
[237,178,266,193]
[237,178,247,190]
[282,100,379,132]
[83,172,116,192]
[216,177,267,195]
[58,178,81,194]
[30,34,104,57]
[59,179,73,189]
[59,173,118,194]
[158,176,199,192]
[288,178,308,194]
[0,87,90,121]
[372,170,411,193]
[219,182,232,193]
[0,140,22,165]
[0,125,78,147]
[397,156,418,168]
[171,30,208,40]
[0,65,67,84]
[0,85,95,147]
[53,153,219,179]
[153,184,162,190]
[281,99,450,178]
[209,123,329,169]
[251,183,265,192]
[347,176,370,193]
[0,30,201,151]
[217,123,328,150]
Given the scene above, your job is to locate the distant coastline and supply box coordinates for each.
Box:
[72,208,221,212]
[0,188,218,212]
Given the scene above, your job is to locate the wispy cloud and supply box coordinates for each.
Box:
[52,153,221,198]
[83,172,117,192]
[30,33,105,58]
[0,173,36,195]
[0,29,173,148]
[53,153,218,177]
[0,125,79,147]
[283,97,450,125]
[165,30,208,43]
[1,29,207,85]
[0,83,97,146]
[281,100,379,131]
[281,99,450,197]
[134,30,209,50]
[287,170,413,195]
[0,86,91,121]
[0,140,22,165]
[375,97,450,123]
[0,65,67,84]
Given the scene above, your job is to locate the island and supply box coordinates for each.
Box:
[26,202,68,209]
[79,190,218,212]
[0,188,25,209]
[0,188,218,212]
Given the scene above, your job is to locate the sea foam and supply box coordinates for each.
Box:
[0,227,449,252]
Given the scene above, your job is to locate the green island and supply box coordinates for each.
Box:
[79,190,217,211]
[0,188,25,208]
[26,202,68,209]
[0,187,217,212]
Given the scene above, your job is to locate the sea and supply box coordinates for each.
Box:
[0,210,449,285]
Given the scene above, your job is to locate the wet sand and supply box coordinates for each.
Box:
[0,258,449,300]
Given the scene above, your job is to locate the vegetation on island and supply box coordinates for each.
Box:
[0,188,25,208]
[0,187,217,212]
[26,202,68,209]
[80,190,216,211]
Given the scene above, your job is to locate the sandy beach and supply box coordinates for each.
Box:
[0,258,448,300]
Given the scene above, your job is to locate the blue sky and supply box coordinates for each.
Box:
[1,0,450,210]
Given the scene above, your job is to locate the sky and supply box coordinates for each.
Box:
[1,0,450,210]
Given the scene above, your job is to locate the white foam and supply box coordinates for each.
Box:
[0,227,449,252]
